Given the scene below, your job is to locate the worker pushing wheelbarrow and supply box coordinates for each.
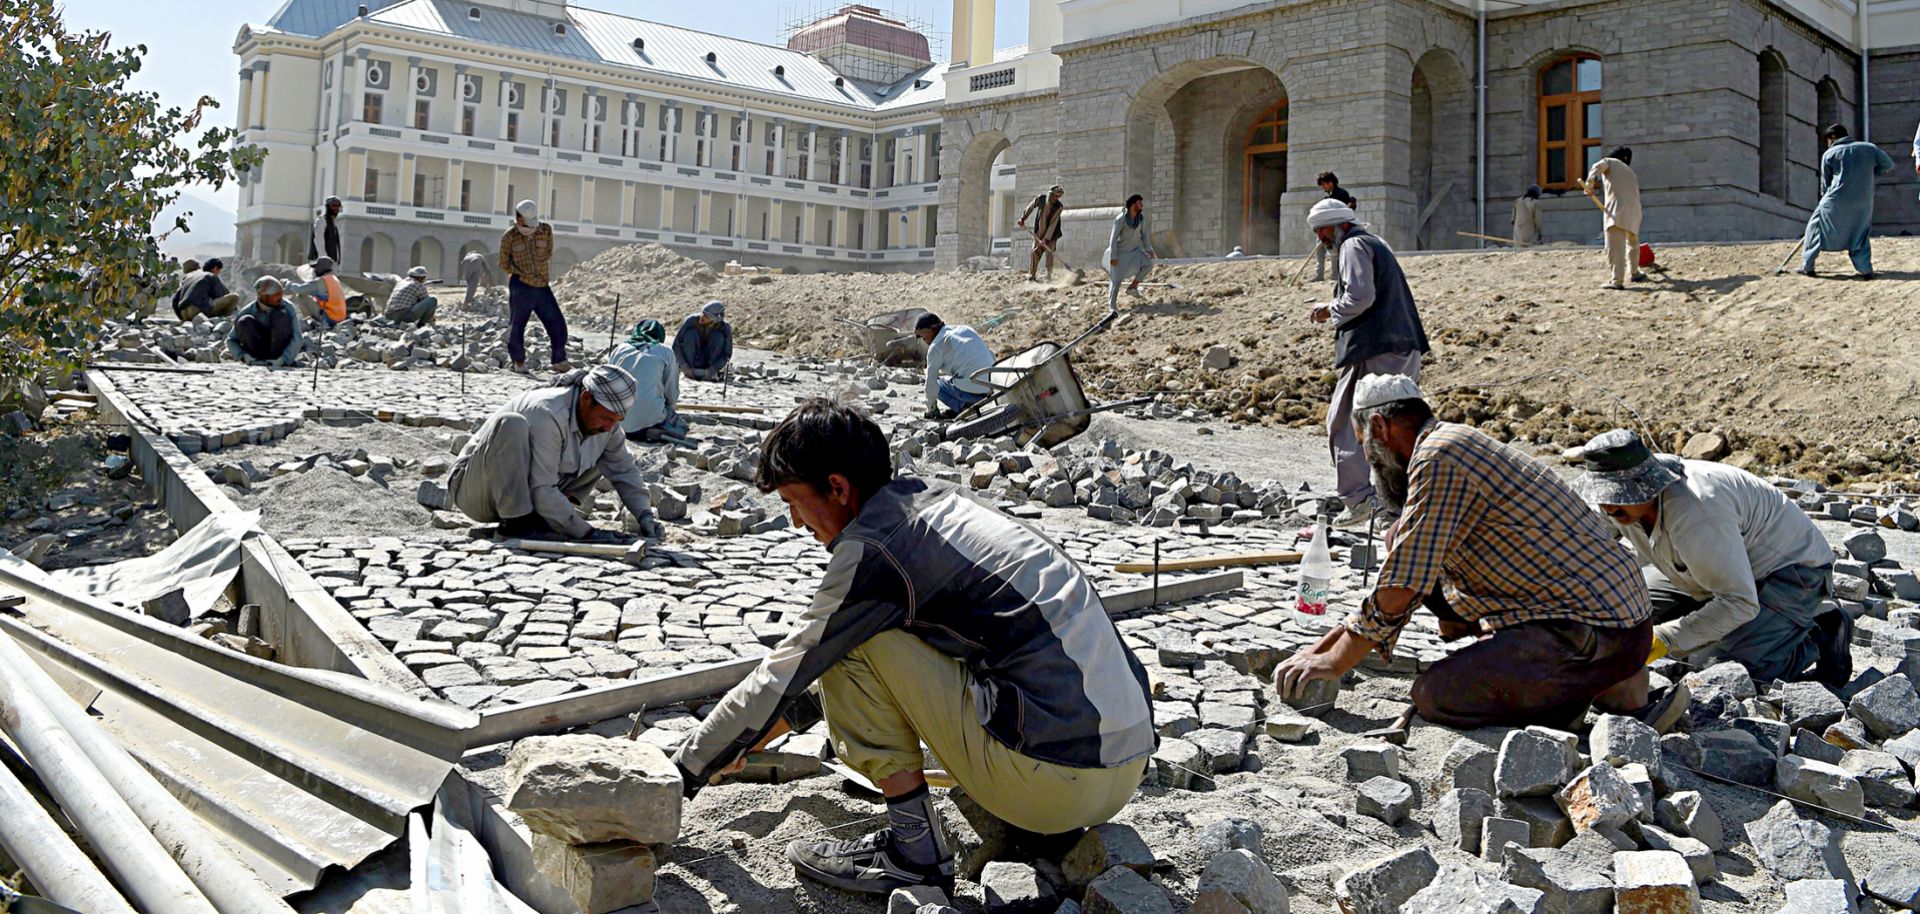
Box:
[942,317,1153,448]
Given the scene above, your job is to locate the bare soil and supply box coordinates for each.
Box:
[553,239,1920,486]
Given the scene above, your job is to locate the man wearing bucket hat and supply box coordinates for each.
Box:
[1275,375,1679,731]
[382,265,439,325]
[449,364,653,541]
[1305,198,1431,529]
[1568,430,1850,687]
[673,300,734,382]
[609,319,686,441]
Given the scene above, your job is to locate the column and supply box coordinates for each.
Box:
[404,56,421,130]
[912,130,930,185]
[447,159,464,211]
[624,94,639,158]
[581,177,595,225]
[454,63,469,130]
[493,167,510,215]
[350,152,369,202]
[620,182,637,227]
[399,152,417,207]
[893,130,911,187]
[541,77,556,147]
[659,186,674,232]
[249,61,270,129]
[582,87,597,152]
[732,111,748,172]
[772,119,787,177]
[537,169,553,219]
[660,101,677,163]
[697,190,713,235]
[803,202,817,244]
[497,70,514,140]
[733,193,747,238]
[349,49,369,122]
[833,206,848,247]
[236,69,254,132]
[805,129,819,182]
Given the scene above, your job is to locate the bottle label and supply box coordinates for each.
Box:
[1295,575,1329,615]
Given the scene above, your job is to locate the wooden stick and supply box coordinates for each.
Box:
[677,403,766,414]
[1289,249,1318,287]
[1772,239,1808,275]
[498,538,646,565]
[1113,551,1313,574]
[1456,231,1522,246]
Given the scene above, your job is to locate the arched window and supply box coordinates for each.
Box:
[1242,101,1289,251]
[1538,54,1602,190]
[1758,51,1788,200]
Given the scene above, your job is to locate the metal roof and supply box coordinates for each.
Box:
[290,0,948,114]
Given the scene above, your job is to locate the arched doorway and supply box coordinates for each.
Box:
[1241,102,1288,255]
[274,233,304,266]
[1758,50,1789,201]
[409,236,445,277]
[1125,59,1287,256]
[1408,49,1473,250]
[954,130,1012,263]
[357,232,395,275]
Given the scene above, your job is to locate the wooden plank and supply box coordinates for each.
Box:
[1114,553,1301,574]
[470,572,1246,745]
[498,538,645,565]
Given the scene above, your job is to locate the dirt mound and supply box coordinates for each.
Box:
[551,243,720,327]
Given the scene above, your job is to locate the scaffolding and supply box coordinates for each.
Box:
[779,2,947,86]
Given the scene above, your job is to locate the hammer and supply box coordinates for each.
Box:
[499,537,648,566]
[1361,706,1418,746]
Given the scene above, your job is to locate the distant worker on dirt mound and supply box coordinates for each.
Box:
[672,400,1154,896]
[1017,183,1067,283]
[1798,124,1895,280]
[500,199,571,374]
[1275,376,1680,733]
[609,319,685,442]
[448,364,652,542]
[1513,184,1543,246]
[1104,194,1157,317]
[1569,429,1853,688]
[1313,172,1358,282]
[1304,198,1430,528]
[1584,146,1645,290]
[914,312,993,419]
[459,249,495,310]
[673,300,733,382]
[226,275,304,367]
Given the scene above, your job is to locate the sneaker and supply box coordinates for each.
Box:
[1126,285,1145,299]
[1332,498,1379,529]
[1794,268,1818,278]
[1857,272,1877,281]
[788,828,954,896]
[1625,681,1690,734]
[1631,272,1650,282]
[509,363,530,375]
[1602,282,1626,291]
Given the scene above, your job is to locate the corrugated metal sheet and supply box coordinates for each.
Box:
[357,0,944,112]
[264,0,403,38]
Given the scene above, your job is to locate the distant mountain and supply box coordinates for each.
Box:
[153,190,237,257]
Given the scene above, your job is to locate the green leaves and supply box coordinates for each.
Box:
[0,0,264,387]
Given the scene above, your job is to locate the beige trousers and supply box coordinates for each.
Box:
[819,630,1146,836]
[1605,228,1637,285]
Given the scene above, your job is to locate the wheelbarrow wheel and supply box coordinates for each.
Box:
[946,403,1026,441]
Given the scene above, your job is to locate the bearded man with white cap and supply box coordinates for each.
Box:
[1568,429,1850,687]
[449,364,653,541]
[1304,198,1431,528]
[1274,375,1678,732]
[499,199,571,374]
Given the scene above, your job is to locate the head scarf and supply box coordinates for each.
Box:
[580,364,638,415]
[1307,198,1364,231]
[700,300,726,320]
[515,199,540,235]
[627,318,666,347]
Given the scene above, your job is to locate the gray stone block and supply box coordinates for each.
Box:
[1482,816,1533,862]
[1653,790,1725,852]
[1745,799,1855,890]
[1638,823,1717,885]
[1356,776,1414,825]
[1192,849,1288,914]
[980,862,1052,913]
[1341,740,1401,783]
[1555,763,1642,832]
[1792,728,1848,765]
[1439,737,1497,795]
[1840,749,1916,808]
[1334,847,1439,914]
[1496,727,1579,798]
[1194,817,1264,863]
[1402,863,1534,914]
[1499,796,1573,849]
[1061,823,1154,890]
[1777,879,1856,913]
[1502,846,1613,914]
[1612,850,1700,914]
[1434,787,1495,853]
[1082,866,1171,914]
[1590,714,1659,769]
[1850,673,1920,741]
[1281,675,1339,717]
[1776,756,1867,819]
[505,735,682,845]
[1864,861,1920,910]
[1697,729,1774,786]
[1845,528,1888,563]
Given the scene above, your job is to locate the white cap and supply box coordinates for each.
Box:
[515,199,539,220]
[1353,374,1424,410]
[1308,198,1364,230]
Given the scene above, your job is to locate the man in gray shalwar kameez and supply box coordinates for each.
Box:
[1306,198,1431,528]
[1105,194,1156,316]
[1799,124,1895,279]
[449,364,655,541]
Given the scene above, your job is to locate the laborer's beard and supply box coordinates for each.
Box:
[1365,427,1411,513]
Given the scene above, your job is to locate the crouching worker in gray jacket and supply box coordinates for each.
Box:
[672,399,1155,896]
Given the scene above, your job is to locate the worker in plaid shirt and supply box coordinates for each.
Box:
[1276,375,1684,732]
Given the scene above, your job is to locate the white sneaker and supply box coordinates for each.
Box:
[1332,499,1379,528]
[1126,285,1144,299]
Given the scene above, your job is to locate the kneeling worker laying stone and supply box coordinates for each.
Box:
[1274,375,1683,731]
[1567,429,1852,687]
[448,364,655,541]
[671,399,1155,895]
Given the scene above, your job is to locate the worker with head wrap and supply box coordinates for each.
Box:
[673,300,733,382]
[226,275,304,367]
[1304,198,1430,529]
[499,199,571,374]
[609,318,687,441]
[449,365,653,541]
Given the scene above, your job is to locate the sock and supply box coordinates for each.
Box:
[885,784,941,867]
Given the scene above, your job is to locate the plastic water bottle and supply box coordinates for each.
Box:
[1295,517,1333,615]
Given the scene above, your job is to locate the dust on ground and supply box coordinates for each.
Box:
[550,239,1920,487]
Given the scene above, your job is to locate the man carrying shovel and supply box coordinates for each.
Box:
[1017,184,1067,283]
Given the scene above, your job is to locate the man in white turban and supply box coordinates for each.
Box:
[1304,198,1431,527]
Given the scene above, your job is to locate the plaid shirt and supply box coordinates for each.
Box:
[386,277,431,313]
[499,223,554,288]
[1346,421,1651,656]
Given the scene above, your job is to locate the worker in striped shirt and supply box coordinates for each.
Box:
[1276,375,1684,732]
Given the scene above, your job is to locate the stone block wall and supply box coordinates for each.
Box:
[936,91,1062,268]
[1871,46,1920,237]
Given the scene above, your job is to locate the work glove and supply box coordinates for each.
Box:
[582,527,630,545]
[1647,635,1670,665]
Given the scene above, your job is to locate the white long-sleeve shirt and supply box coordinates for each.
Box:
[924,324,994,410]
[1326,233,1378,325]
[1605,460,1833,656]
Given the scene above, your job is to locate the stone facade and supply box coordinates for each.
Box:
[937,0,1891,264]
[1870,46,1920,237]
[937,89,1062,268]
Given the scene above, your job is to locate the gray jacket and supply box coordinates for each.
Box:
[455,383,651,538]
[224,301,303,366]
[674,478,1156,787]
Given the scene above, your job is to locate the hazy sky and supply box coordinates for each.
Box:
[64,0,1031,210]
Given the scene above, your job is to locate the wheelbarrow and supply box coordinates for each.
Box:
[835,307,929,367]
[943,318,1154,448]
